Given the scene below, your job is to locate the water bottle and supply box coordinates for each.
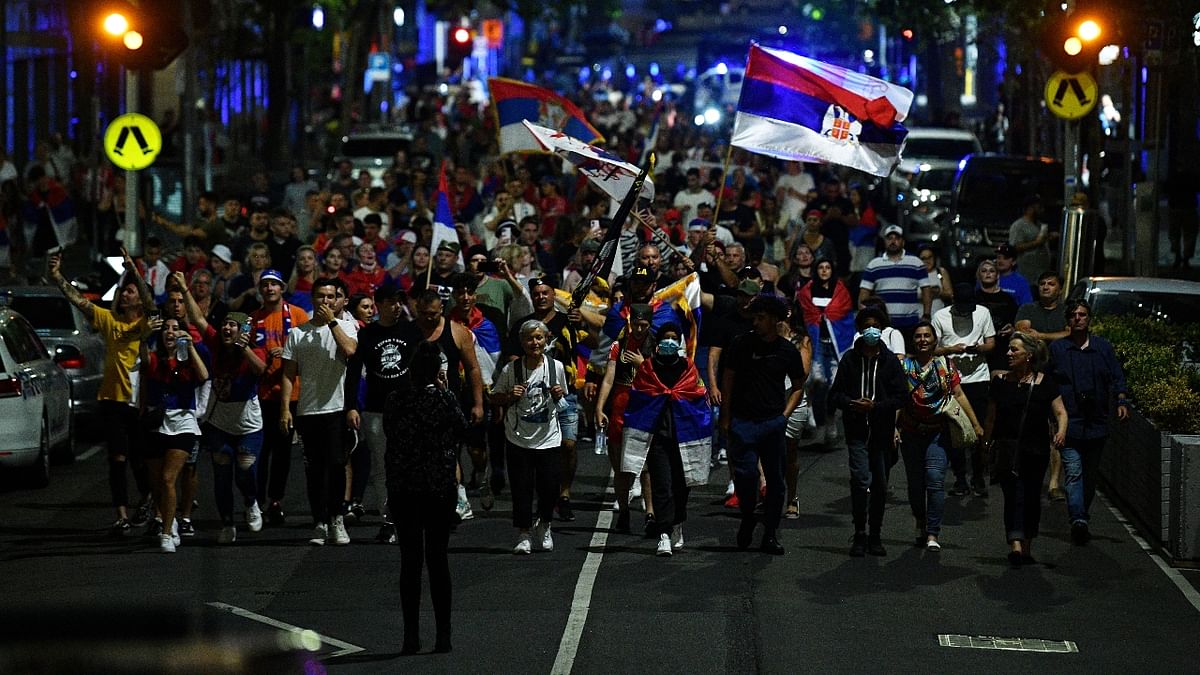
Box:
[176,335,190,361]
[594,424,607,455]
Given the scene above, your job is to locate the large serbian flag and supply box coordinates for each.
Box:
[489,77,604,154]
[732,44,913,177]
[620,358,712,487]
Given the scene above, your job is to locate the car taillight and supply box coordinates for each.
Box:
[0,375,21,398]
[57,355,86,370]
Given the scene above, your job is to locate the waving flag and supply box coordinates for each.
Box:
[732,44,913,177]
[621,358,712,487]
[490,78,604,155]
[523,120,655,202]
[571,162,651,307]
[429,162,463,275]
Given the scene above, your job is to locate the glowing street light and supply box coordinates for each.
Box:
[1077,19,1101,42]
[103,12,129,36]
[123,30,143,50]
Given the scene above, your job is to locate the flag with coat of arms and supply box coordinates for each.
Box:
[522,120,655,203]
[490,78,604,155]
[732,44,913,177]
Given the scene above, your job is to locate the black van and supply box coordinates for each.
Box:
[940,154,1064,273]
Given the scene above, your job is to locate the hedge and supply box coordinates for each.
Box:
[1092,316,1200,434]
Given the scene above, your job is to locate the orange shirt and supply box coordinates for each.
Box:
[251,301,310,401]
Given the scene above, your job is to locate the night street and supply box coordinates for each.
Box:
[4,434,1199,672]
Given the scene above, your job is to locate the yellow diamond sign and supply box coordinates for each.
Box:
[103,113,162,171]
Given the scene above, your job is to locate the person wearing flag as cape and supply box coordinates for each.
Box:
[620,321,711,557]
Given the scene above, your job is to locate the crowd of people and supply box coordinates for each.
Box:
[29,95,1130,654]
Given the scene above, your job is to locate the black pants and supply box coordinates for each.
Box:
[1000,451,1050,541]
[645,433,689,537]
[258,400,297,504]
[295,412,347,524]
[388,488,454,643]
[507,442,559,530]
[100,400,150,508]
[960,381,990,487]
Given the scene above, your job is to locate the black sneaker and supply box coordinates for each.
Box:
[143,518,162,538]
[376,523,397,544]
[178,518,196,537]
[556,496,575,522]
[972,483,989,498]
[266,501,286,526]
[1071,521,1090,546]
[867,534,887,556]
[131,497,153,526]
[109,518,131,537]
[737,518,756,550]
[849,532,868,557]
[345,502,365,523]
[761,536,785,555]
[948,483,971,497]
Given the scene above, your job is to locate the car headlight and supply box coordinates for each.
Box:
[958,227,983,245]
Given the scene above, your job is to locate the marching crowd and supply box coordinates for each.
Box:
[33,97,1129,654]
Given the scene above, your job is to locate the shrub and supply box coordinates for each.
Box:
[1092,316,1200,434]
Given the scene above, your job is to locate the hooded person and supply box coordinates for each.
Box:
[620,321,712,556]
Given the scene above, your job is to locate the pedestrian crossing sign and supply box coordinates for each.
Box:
[1044,70,1098,121]
[103,113,162,171]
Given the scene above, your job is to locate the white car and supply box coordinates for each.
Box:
[0,306,73,487]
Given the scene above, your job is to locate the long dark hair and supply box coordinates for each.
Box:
[153,316,191,359]
[409,340,443,389]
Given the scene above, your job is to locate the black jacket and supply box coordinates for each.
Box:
[828,341,907,447]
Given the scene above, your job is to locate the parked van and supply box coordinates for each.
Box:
[941,154,1064,272]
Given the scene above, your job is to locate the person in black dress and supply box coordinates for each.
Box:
[384,340,468,654]
[982,332,1068,567]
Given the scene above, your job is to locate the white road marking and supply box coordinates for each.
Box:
[551,474,615,675]
[206,601,365,659]
[74,445,103,462]
[1105,496,1200,614]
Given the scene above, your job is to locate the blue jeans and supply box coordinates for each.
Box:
[204,425,264,525]
[900,430,948,536]
[1061,436,1106,525]
[809,339,839,426]
[730,416,788,533]
[847,437,891,533]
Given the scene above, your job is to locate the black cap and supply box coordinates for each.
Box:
[629,264,653,281]
[995,243,1017,258]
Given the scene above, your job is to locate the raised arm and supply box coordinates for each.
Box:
[121,247,156,315]
[174,271,209,334]
[47,251,95,322]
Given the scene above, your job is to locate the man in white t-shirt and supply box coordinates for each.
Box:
[775,161,815,222]
[280,277,358,546]
[931,282,995,498]
[673,168,715,225]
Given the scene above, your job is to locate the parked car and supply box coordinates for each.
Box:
[3,287,105,420]
[895,159,958,248]
[888,127,981,221]
[331,124,414,186]
[693,64,744,112]
[0,305,73,486]
[941,154,1064,273]
[1067,277,1200,326]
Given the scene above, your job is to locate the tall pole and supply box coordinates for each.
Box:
[182,0,197,224]
[124,70,141,256]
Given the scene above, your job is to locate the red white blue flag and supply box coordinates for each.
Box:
[732,44,913,177]
[523,120,655,202]
[489,77,604,155]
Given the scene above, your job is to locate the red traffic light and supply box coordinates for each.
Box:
[901,28,914,41]
[452,27,471,44]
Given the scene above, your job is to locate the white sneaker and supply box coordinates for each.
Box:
[656,533,673,557]
[218,525,237,544]
[245,503,263,532]
[534,520,554,552]
[513,534,532,555]
[926,538,942,551]
[456,498,475,521]
[330,515,351,545]
[611,498,620,512]
[159,533,176,553]
[725,480,736,497]
[171,519,181,547]
[630,480,643,500]
[310,523,328,546]
[672,524,684,550]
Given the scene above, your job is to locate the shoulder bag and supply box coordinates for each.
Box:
[988,377,1036,485]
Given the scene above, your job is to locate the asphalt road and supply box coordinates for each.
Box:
[3,431,1199,673]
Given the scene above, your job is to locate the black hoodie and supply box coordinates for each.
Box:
[828,340,907,447]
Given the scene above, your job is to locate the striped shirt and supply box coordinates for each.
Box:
[859,253,936,328]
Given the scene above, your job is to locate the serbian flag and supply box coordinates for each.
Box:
[732,44,913,177]
[795,282,858,360]
[595,272,704,377]
[620,358,712,487]
[523,120,654,202]
[452,306,501,386]
[429,162,463,271]
[490,77,604,154]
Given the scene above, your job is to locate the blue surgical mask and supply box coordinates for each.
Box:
[861,327,883,346]
[657,338,681,358]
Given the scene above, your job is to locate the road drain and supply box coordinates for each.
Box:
[938,635,1079,653]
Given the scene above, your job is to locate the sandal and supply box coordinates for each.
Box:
[784,500,800,520]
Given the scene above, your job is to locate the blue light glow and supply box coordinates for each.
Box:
[625,64,635,79]
[649,62,659,77]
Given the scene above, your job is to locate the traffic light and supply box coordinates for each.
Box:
[1041,13,1104,73]
[95,1,188,71]
[447,25,474,65]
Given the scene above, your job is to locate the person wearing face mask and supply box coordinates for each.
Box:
[620,323,711,557]
[829,307,908,557]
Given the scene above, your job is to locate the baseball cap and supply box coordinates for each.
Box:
[687,218,710,232]
[259,269,285,286]
[580,239,601,254]
[210,244,234,264]
[736,278,763,295]
[528,276,553,291]
[629,264,654,281]
[225,311,251,327]
[995,243,1017,258]
[391,229,418,245]
[882,224,904,237]
[436,240,461,255]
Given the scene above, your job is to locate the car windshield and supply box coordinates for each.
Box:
[1087,289,1200,325]
[916,169,956,192]
[956,164,1062,220]
[7,296,76,332]
[904,138,976,161]
[341,138,410,159]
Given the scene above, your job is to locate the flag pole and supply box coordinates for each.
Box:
[570,159,652,307]
[711,144,734,225]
